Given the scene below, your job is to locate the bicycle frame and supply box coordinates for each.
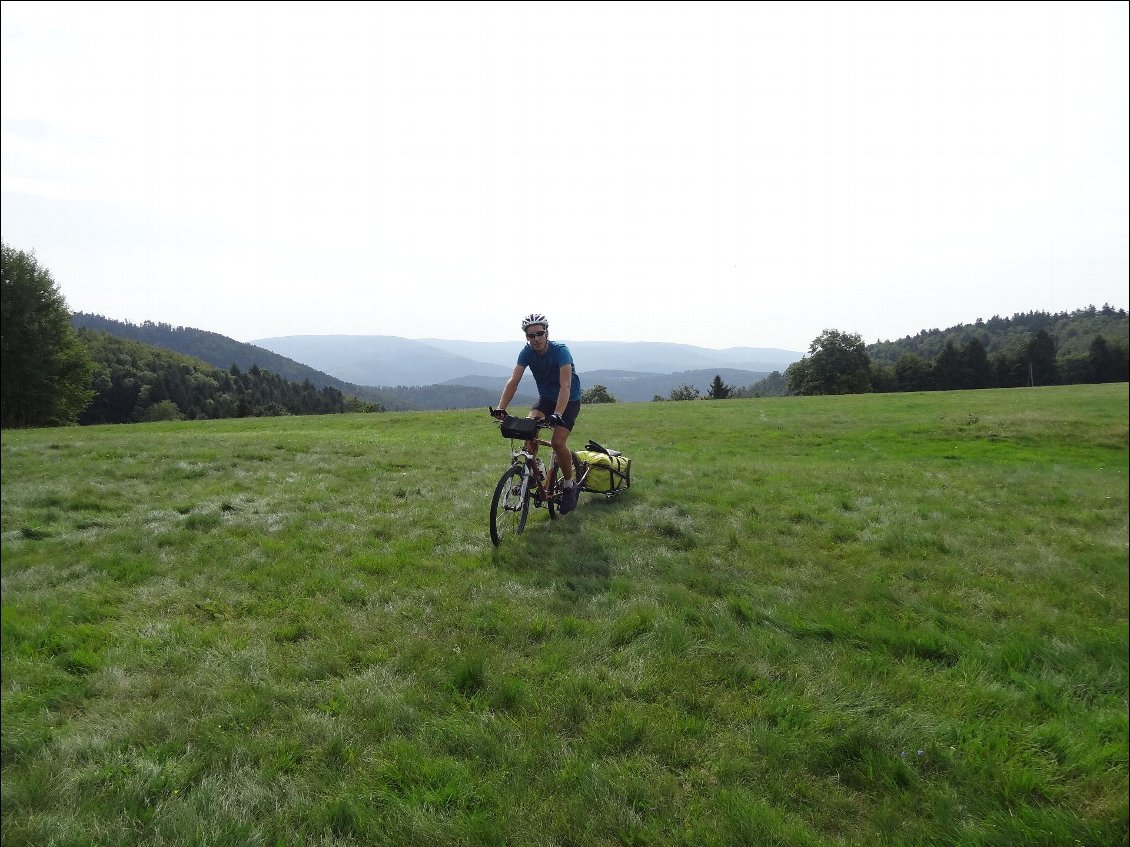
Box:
[509,436,553,502]
[507,434,591,509]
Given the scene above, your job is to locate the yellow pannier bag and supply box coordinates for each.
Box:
[576,445,631,495]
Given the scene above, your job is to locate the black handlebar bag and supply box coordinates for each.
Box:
[500,416,540,440]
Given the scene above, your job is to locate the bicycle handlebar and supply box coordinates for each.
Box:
[488,407,554,428]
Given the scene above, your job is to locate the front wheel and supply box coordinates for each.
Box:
[546,452,582,519]
[490,465,530,545]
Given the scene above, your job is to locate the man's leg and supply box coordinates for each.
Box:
[554,425,578,514]
[551,428,573,481]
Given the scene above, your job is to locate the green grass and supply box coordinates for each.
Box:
[2,385,1127,847]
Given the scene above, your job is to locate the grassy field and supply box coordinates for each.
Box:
[2,384,1127,847]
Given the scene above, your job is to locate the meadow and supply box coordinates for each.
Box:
[1,384,1127,847]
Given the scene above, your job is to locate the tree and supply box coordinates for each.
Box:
[1,244,94,427]
[735,370,787,398]
[581,384,617,404]
[1087,336,1124,383]
[783,358,811,395]
[893,353,932,392]
[869,362,897,394]
[706,374,732,399]
[142,399,184,422]
[344,395,384,413]
[992,343,1029,388]
[1027,329,1058,386]
[957,338,993,389]
[668,384,701,401]
[933,340,962,390]
[786,329,872,395]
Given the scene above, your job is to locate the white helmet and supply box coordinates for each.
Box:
[521,313,549,331]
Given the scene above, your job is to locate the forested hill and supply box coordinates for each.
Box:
[868,306,1128,366]
[76,330,378,424]
[69,313,509,412]
[71,313,376,399]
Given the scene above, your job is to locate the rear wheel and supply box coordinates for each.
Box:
[490,465,530,545]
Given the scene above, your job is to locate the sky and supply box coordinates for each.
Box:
[2,1,1127,352]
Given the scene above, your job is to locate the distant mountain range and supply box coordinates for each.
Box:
[250,334,802,389]
[71,314,800,409]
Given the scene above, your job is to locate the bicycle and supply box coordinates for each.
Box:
[488,408,588,546]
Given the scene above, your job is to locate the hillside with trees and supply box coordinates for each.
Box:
[77,330,379,424]
[867,306,1128,366]
[70,313,386,400]
[780,307,1128,396]
[727,307,1127,399]
[71,313,510,413]
[734,371,788,398]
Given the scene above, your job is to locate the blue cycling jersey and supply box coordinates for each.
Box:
[518,340,582,402]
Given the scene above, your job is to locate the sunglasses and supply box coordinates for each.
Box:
[526,330,547,339]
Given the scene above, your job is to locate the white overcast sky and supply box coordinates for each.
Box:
[2,1,1127,351]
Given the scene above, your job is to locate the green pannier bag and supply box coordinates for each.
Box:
[576,440,631,495]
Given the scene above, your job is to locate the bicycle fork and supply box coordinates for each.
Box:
[512,452,547,505]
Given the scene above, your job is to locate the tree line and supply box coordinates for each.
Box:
[784,320,1127,397]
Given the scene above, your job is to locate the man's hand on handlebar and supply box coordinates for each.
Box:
[489,407,562,429]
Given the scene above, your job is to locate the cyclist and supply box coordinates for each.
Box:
[493,313,582,514]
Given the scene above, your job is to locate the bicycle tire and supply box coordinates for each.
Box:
[490,465,530,545]
[546,452,582,519]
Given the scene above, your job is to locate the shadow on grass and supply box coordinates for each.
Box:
[491,493,632,604]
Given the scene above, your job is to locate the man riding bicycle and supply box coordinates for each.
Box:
[493,313,582,514]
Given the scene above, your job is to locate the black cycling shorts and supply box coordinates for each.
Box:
[530,398,581,431]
